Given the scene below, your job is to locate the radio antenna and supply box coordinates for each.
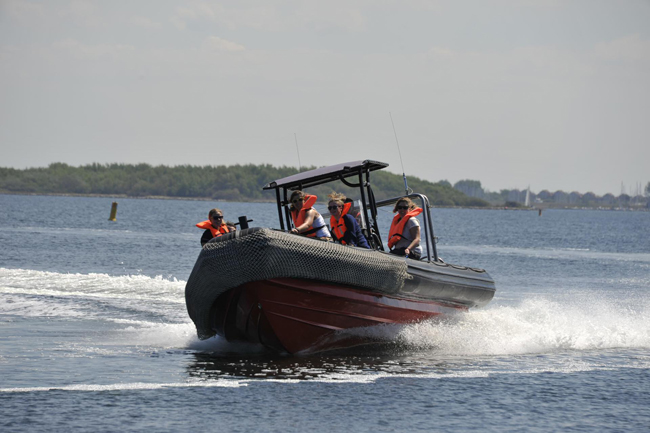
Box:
[294,133,302,171]
[389,112,410,195]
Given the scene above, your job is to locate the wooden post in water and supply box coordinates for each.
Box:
[109,202,118,221]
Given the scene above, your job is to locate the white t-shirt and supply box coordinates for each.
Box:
[394,217,422,254]
[312,214,331,238]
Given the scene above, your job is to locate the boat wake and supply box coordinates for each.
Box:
[352,294,650,356]
[0,267,185,318]
[1,269,649,392]
[2,268,649,357]
[0,380,247,394]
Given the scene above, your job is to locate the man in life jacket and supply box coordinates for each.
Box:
[327,192,370,248]
[289,190,332,240]
[388,197,423,260]
[196,208,236,246]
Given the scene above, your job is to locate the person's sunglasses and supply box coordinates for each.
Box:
[327,205,341,211]
[292,199,304,204]
[212,215,223,219]
[397,206,409,210]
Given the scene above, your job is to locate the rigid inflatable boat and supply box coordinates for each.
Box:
[185,160,496,354]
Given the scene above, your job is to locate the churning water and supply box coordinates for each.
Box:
[1,195,649,432]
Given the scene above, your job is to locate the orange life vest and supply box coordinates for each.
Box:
[330,202,353,244]
[196,220,232,238]
[387,207,423,249]
[290,194,319,237]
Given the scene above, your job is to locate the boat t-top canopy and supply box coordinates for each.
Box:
[263,160,389,191]
[263,160,388,247]
[262,158,439,262]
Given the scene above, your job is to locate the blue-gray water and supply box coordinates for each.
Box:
[1,194,649,432]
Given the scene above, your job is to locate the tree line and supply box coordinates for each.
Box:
[0,163,489,207]
[453,179,650,208]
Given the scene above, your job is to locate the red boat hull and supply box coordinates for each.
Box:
[213,278,467,354]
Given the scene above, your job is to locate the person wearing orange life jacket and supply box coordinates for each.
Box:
[328,192,370,248]
[197,208,236,246]
[388,197,423,260]
[289,190,332,240]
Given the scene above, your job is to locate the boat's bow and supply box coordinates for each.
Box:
[185,227,410,339]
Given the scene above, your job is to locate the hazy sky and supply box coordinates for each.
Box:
[1,0,649,195]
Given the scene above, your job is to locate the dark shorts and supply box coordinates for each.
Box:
[389,247,421,260]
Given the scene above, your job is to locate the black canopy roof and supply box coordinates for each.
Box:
[263,160,389,190]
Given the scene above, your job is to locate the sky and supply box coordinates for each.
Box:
[1,0,649,196]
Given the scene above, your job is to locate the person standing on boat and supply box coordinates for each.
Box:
[197,208,236,246]
[289,191,332,240]
[327,192,370,248]
[388,197,422,260]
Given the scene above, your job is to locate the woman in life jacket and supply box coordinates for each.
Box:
[327,192,370,248]
[289,190,332,240]
[388,197,423,260]
[197,208,236,246]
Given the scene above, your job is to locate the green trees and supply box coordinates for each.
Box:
[0,162,489,207]
[453,180,484,198]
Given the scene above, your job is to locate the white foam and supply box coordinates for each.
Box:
[0,380,247,393]
[374,295,650,356]
[0,293,84,318]
[2,269,648,360]
[0,268,186,301]
[0,268,186,319]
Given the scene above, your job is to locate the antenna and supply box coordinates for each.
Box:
[294,133,302,171]
[389,112,410,195]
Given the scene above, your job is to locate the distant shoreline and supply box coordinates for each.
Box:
[2,191,647,211]
[0,191,273,203]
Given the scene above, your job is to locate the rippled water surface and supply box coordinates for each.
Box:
[1,195,649,432]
